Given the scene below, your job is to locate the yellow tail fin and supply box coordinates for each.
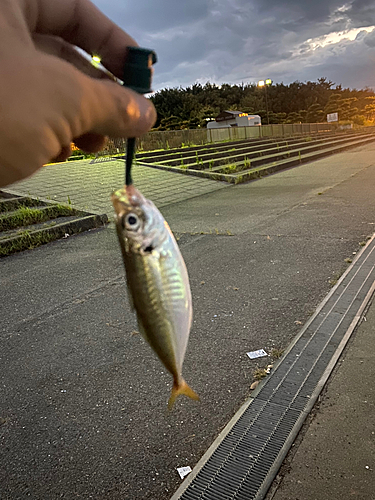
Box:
[168,378,200,410]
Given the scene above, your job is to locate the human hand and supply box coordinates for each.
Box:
[0,0,157,187]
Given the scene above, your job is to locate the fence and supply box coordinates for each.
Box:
[96,123,337,157]
[207,123,335,142]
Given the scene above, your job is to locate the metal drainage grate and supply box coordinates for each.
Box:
[171,235,375,500]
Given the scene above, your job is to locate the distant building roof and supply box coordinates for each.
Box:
[215,110,244,122]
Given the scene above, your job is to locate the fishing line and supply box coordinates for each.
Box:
[125,138,135,186]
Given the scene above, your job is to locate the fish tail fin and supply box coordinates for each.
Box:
[168,378,200,410]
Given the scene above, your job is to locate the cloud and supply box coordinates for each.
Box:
[364,28,375,46]
[91,0,375,90]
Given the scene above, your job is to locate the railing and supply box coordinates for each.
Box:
[207,123,335,142]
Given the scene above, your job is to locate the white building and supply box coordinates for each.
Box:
[207,110,262,129]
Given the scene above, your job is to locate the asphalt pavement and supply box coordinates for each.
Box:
[1,143,375,499]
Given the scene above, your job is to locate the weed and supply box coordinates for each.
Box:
[344,257,353,263]
[270,348,284,359]
[195,152,204,166]
[328,271,342,286]
[208,160,214,171]
[180,158,188,170]
[253,368,267,381]
[67,195,72,205]
[222,164,238,174]
[298,150,302,162]
[359,241,367,246]
[244,157,251,169]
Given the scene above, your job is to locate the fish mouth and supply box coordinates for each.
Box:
[111,185,144,215]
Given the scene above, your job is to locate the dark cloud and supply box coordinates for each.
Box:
[253,0,344,23]
[346,0,375,26]
[91,0,375,90]
[93,0,208,34]
[364,29,375,47]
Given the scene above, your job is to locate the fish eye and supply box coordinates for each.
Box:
[127,215,137,226]
[122,212,140,231]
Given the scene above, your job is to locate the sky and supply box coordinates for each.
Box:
[91,0,375,91]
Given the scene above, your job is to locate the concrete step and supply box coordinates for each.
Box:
[136,134,375,184]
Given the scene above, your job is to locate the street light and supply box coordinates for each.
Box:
[258,79,272,125]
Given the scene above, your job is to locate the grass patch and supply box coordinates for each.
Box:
[253,368,268,381]
[244,157,251,169]
[270,348,284,359]
[0,197,41,212]
[195,152,204,167]
[0,204,74,231]
[221,164,238,174]
[0,230,56,256]
[328,271,342,286]
[180,158,188,170]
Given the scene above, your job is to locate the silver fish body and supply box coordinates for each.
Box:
[112,185,199,407]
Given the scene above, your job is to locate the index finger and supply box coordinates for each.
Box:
[22,0,137,79]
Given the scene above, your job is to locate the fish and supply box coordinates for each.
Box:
[111,184,199,408]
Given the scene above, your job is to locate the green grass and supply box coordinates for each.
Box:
[244,157,251,169]
[221,164,238,174]
[0,204,74,231]
[180,158,188,170]
[0,197,41,212]
[0,230,56,256]
[195,151,204,166]
[253,368,267,381]
[270,348,284,359]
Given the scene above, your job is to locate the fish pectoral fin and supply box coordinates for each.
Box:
[168,378,200,410]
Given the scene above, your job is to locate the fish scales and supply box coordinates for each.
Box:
[112,184,199,408]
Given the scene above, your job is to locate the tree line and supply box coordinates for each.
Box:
[149,78,375,130]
